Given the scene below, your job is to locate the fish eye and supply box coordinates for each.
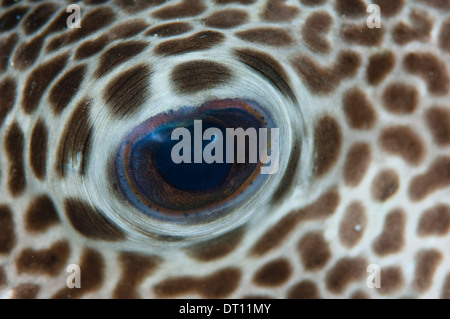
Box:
[115,99,277,222]
[71,56,311,246]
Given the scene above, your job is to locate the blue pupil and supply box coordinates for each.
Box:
[131,122,231,191]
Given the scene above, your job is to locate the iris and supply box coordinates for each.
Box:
[115,99,276,221]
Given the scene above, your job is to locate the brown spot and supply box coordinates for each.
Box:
[55,99,93,177]
[107,19,149,40]
[75,35,109,60]
[0,33,18,73]
[287,280,320,299]
[64,198,125,241]
[314,116,342,176]
[379,126,425,165]
[22,53,69,114]
[85,0,111,3]
[204,9,248,29]
[341,24,384,46]
[16,241,70,276]
[409,157,450,201]
[215,0,256,3]
[414,249,442,292]
[0,266,6,288]
[5,122,26,196]
[0,77,16,127]
[0,6,29,31]
[188,227,244,262]
[53,248,105,299]
[339,201,367,248]
[49,64,86,115]
[21,3,57,35]
[154,278,196,297]
[29,119,48,180]
[291,51,361,94]
[114,0,165,13]
[372,208,405,256]
[335,0,366,17]
[382,83,418,114]
[152,0,206,19]
[103,64,151,117]
[417,205,450,237]
[242,295,272,299]
[154,30,224,56]
[378,266,403,295]
[416,0,450,10]
[41,9,70,36]
[421,164,450,209]
[113,252,161,299]
[350,291,369,299]
[1,0,18,7]
[393,11,433,45]
[367,51,395,85]
[1,0,21,7]
[49,7,116,51]
[439,20,450,52]
[95,41,148,78]
[253,259,292,287]
[45,34,67,52]
[441,273,450,299]
[260,0,299,22]
[302,11,333,54]
[12,35,44,70]
[154,267,241,298]
[326,257,367,294]
[300,0,326,5]
[343,143,371,187]
[25,195,60,233]
[235,48,293,99]
[236,27,293,46]
[171,60,231,94]
[371,169,399,202]
[12,284,40,299]
[298,232,331,271]
[372,0,404,17]
[251,189,340,256]
[0,205,15,254]
[145,22,192,37]
[271,136,301,202]
[404,52,449,95]
[342,88,376,130]
[425,106,450,146]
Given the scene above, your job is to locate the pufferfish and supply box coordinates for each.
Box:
[0,0,449,299]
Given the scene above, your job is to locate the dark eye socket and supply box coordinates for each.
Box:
[115,98,277,223]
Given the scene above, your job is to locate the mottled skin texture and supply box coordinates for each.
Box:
[0,0,449,299]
